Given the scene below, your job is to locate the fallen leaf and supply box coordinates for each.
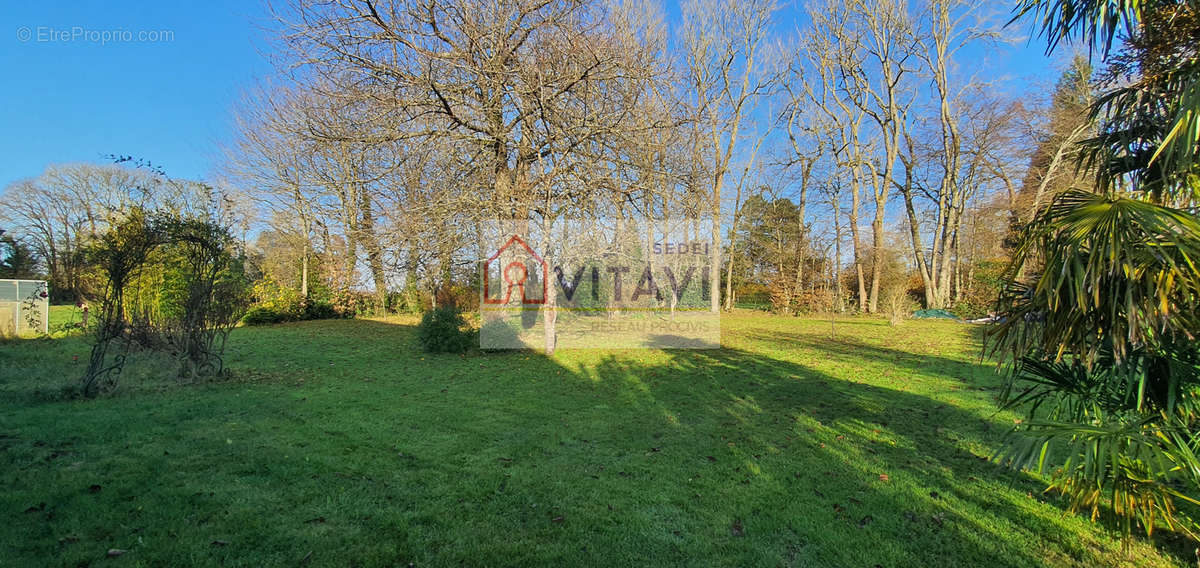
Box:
[878,474,890,482]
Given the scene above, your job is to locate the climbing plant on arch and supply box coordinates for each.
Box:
[80,208,249,397]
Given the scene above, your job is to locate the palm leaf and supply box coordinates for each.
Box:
[999,409,1200,538]
[990,190,1200,368]
[1011,0,1141,57]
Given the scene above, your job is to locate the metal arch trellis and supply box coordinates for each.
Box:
[80,212,248,397]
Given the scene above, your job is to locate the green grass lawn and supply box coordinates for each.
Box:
[0,313,1192,566]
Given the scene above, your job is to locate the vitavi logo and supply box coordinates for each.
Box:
[482,235,547,305]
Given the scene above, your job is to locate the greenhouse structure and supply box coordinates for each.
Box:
[0,279,49,337]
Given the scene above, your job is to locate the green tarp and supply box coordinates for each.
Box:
[912,308,959,320]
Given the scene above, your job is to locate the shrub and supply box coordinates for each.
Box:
[479,316,522,350]
[303,300,339,320]
[417,305,474,353]
[882,283,917,326]
[241,277,369,325]
[249,279,305,321]
[241,306,288,326]
[397,286,429,314]
[438,283,480,312]
[325,289,373,318]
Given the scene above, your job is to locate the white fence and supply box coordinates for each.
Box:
[0,279,49,337]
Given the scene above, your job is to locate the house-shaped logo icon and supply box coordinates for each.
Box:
[483,235,548,305]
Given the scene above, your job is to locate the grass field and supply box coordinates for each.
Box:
[0,311,1193,566]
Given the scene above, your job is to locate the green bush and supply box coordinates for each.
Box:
[241,276,363,325]
[326,289,364,317]
[249,279,305,321]
[950,300,989,320]
[397,286,429,314]
[241,298,349,325]
[416,305,474,353]
[440,283,480,312]
[303,300,339,320]
[241,305,288,326]
[479,316,522,350]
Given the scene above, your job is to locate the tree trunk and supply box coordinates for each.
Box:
[300,248,309,298]
[710,215,721,314]
[868,210,884,313]
[724,239,736,311]
[793,164,809,312]
[544,258,557,355]
[849,179,867,312]
[832,196,844,313]
[358,190,388,312]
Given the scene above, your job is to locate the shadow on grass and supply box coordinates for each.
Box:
[739,328,992,386]
[558,350,1091,566]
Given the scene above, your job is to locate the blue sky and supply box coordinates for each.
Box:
[1,1,273,186]
[0,1,1064,191]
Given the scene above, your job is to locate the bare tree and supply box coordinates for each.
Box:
[797,0,872,312]
[0,164,229,302]
[222,83,318,297]
[852,0,919,313]
[681,0,778,313]
[894,0,999,309]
